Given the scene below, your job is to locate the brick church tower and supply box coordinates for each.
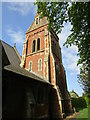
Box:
[20,13,72,118]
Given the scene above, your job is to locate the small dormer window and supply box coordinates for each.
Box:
[36,18,38,24]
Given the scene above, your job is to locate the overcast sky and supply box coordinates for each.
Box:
[1,2,83,96]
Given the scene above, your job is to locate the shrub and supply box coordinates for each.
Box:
[84,96,90,107]
[71,97,87,111]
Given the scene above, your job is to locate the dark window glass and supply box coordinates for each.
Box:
[37,38,40,51]
[32,40,35,53]
[36,18,38,24]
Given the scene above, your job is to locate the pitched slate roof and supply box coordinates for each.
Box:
[1,40,51,85]
[1,40,20,66]
[26,13,48,34]
[4,65,50,84]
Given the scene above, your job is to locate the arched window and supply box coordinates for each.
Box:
[29,61,32,72]
[38,59,42,71]
[37,38,40,51]
[32,40,35,53]
[36,18,38,24]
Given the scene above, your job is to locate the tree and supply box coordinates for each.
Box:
[35,2,68,34]
[82,93,90,107]
[65,2,90,97]
[35,2,90,96]
[70,90,79,98]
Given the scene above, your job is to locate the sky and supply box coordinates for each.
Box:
[1,2,84,96]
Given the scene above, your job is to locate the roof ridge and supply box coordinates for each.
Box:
[1,40,14,49]
[1,40,21,61]
[4,64,51,85]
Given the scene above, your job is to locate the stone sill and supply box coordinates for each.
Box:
[27,50,45,56]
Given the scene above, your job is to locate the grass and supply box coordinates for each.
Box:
[77,107,88,119]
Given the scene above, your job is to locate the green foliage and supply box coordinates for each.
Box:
[77,108,88,119]
[35,2,68,34]
[84,96,90,107]
[70,90,79,98]
[77,64,90,95]
[64,2,90,95]
[72,97,87,111]
[35,2,90,95]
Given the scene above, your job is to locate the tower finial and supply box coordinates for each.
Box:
[14,43,16,48]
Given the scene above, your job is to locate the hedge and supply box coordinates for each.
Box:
[84,96,90,107]
[71,97,87,110]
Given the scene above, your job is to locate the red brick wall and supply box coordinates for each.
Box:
[25,53,44,77]
[21,16,72,116]
[26,26,46,54]
[24,25,48,78]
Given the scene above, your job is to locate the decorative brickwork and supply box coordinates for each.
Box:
[20,13,73,118]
